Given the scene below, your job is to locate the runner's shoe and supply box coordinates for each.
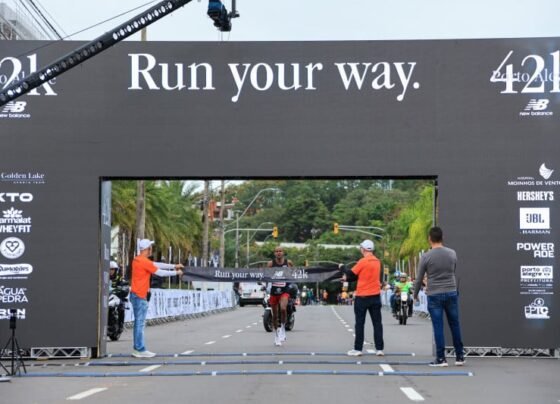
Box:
[279,324,286,342]
[375,350,385,356]
[274,329,282,346]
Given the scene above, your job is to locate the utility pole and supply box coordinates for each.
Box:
[219,180,226,267]
[202,180,210,267]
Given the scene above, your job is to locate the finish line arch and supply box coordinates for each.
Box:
[0,38,558,357]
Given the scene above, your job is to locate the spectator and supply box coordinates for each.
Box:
[414,227,465,367]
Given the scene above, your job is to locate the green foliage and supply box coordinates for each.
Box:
[111,180,202,259]
[112,178,434,274]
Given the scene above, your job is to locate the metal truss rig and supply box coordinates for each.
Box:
[446,346,559,358]
[0,347,90,359]
[0,0,194,107]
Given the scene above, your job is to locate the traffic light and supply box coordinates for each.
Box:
[333,223,339,234]
[272,226,278,238]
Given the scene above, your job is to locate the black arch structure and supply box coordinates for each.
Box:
[0,38,558,357]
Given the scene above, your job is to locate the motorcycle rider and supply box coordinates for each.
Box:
[108,260,129,340]
[109,260,123,288]
[391,273,413,317]
[267,246,293,346]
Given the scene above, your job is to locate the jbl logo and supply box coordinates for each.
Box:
[520,208,550,230]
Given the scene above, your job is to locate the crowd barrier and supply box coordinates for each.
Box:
[381,289,428,314]
[125,289,235,322]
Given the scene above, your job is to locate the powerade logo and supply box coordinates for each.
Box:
[516,242,554,258]
[524,298,550,320]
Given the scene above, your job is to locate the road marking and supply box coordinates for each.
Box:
[205,341,216,345]
[380,364,394,372]
[236,329,243,333]
[400,387,425,402]
[246,325,251,328]
[222,335,231,339]
[181,350,194,355]
[366,349,376,354]
[347,329,353,332]
[140,365,161,373]
[252,322,258,325]
[67,388,108,400]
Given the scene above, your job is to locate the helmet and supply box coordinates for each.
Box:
[110,261,119,269]
[399,273,407,280]
[287,283,299,298]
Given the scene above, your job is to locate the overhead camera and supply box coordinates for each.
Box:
[207,0,238,32]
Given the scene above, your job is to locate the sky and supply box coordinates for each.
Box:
[28,0,560,42]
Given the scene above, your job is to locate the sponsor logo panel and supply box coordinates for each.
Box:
[0,172,46,185]
[0,207,32,233]
[524,298,550,320]
[519,207,550,234]
[0,237,25,259]
[0,308,26,320]
[0,285,28,303]
[0,263,33,277]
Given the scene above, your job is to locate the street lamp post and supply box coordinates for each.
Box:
[231,188,280,268]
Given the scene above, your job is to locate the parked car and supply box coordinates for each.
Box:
[238,282,266,306]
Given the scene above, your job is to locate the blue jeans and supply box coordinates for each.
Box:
[353,295,384,351]
[427,291,464,359]
[130,292,148,352]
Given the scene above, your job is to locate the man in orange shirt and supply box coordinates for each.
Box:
[340,239,384,357]
[130,239,184,358]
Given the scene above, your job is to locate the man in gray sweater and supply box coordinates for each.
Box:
[414,226,465,367]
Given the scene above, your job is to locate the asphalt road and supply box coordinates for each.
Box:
[2,304,559,403]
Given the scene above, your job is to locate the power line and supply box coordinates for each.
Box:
[26,0,63,39]
[33,0,68,38]
[17,0,55,39]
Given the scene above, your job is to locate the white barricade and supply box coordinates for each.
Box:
[125,289,235,322]
[381,289,428,314]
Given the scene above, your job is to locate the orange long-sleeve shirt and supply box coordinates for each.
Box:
[351,255,381,296]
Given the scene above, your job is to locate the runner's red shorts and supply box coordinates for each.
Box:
[269,293,290,306]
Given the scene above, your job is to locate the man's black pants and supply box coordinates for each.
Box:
[353,294,384,351]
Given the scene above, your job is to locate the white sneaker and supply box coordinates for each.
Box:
[132,350,156,358]
[376,350,385,357]
[274,329,282,346]
[279,325,286,342]
[347,349,362,357]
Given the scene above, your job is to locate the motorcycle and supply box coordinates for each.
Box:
[394,290,413,325]
[262,290,297,333]
[107,281,130,341]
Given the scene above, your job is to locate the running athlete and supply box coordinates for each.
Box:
[267,246,293,346]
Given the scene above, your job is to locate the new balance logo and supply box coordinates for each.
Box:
[524,99,549,111]
[1,101,26,113]
[519,99,553,117]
